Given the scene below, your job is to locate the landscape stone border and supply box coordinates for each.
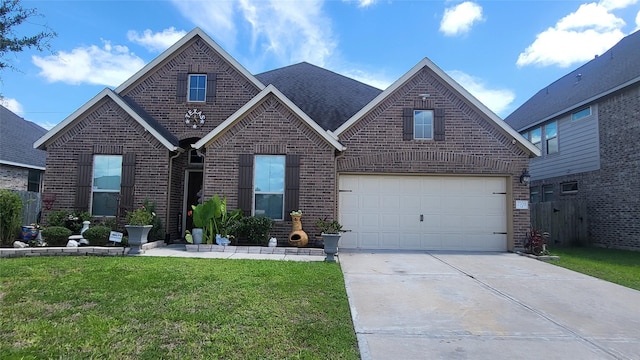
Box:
[0,240,167,258]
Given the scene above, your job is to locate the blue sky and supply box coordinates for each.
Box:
[1,0,639,130]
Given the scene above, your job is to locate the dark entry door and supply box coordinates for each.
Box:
[185,170,203,234]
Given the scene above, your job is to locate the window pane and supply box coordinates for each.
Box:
[542,185,554,202]
[92,192,119,216]
[545,122,557,138]
[254,156,285,192]
[28,170,40,192]
[414,110,433,139]
[254,194,283,219]
[547,137,558,154]
[93,156,122,191]
[572,107,591,121]
[530,187,540,203]
[188,74,206,102]
[530,128,541,149]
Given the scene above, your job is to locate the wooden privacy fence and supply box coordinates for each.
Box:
[16,190,42,226]
[530,200,588,246]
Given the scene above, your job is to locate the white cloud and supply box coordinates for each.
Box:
[127,27,187,52]
[636,9,640,29]
[448,70,515,116]
[342,0,377,7]
[32,40,146,87]
[0,97,24,116]
[171,0,336,67]
[516,1,635,68]
[600,0,639,10]
[340,67,393,90]
[440,1,484,36]
[170,1,238,49]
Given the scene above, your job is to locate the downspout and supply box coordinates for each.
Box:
[166,149,183,243]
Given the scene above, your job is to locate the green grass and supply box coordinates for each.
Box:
[550,247,640,291]
[0,257,359,359]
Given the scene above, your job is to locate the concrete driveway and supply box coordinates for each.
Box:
[339,250,640,360]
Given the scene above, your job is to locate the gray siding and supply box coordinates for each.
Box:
[530,104,600,180]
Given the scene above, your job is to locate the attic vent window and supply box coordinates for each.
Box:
[572,107,591,121]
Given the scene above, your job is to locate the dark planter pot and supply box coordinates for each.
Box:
[321,233,341,262]
[125,225,152,255]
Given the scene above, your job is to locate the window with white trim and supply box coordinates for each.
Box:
[254,155,285,220]
[414,110,433,139]
[545,121,558,154]
[572,107,591,121]
[188,74,207,102]
[530,127,541,149]
[92,155,122,216]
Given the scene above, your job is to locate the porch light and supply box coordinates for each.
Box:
[519,169,531,185]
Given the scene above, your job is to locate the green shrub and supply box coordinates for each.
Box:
[41,226,72,246]
[82,226,112,246]
[234,216,274,245]
[143,199,164,241]
[0,189,23,246]
[47,210,91,233]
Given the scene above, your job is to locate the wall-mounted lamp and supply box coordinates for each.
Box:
[519,169,531,185]
[419,93,430,100]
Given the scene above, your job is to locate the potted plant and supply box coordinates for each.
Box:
[192,195,242,245]
[125,205,154,254]
[316,218,343,262]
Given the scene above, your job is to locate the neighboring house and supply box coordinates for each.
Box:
[0,105,47,192]
[505,30,640,250]
[35,28,538,251]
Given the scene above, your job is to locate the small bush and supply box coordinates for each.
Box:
[234,216,274,245]
[41,226,72,246]
[82,226,112,246]
[0,190,23,246]
[47,210,91,233]
[143,199,164,241]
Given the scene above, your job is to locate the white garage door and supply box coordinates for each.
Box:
[339,175,508,251]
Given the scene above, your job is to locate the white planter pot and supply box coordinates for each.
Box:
[321,233,341,262]
[192,228,203,244]
[125,225,152,255]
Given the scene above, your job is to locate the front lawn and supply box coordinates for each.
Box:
[0,257,359,359]
[550,247,640,291]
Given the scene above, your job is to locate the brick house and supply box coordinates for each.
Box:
[0,105,46,192]
[35,28,537,251]
[505,30,640,250]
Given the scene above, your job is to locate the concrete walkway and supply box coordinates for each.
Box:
[339,250,640,360]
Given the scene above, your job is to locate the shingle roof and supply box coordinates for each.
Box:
[0,105,47,169]
[120,95,179,147]
[505,30,640,132]
[255,62,382,131]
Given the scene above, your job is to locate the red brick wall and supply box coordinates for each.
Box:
[119,37,262,140]
[338,67,532,249]
[202,94,337,243]
[42,98,169,230]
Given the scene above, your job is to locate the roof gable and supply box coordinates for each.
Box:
[335,58,540,157]
[116,27,265,94]
[34,88,179,151]
[506,30,640,131]
[0,105,47,169]
[255,62,381,131]
[193,84,346,151]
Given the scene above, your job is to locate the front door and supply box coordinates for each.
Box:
[183,170,203,236]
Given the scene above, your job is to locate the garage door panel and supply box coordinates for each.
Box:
[339,175,507,251]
